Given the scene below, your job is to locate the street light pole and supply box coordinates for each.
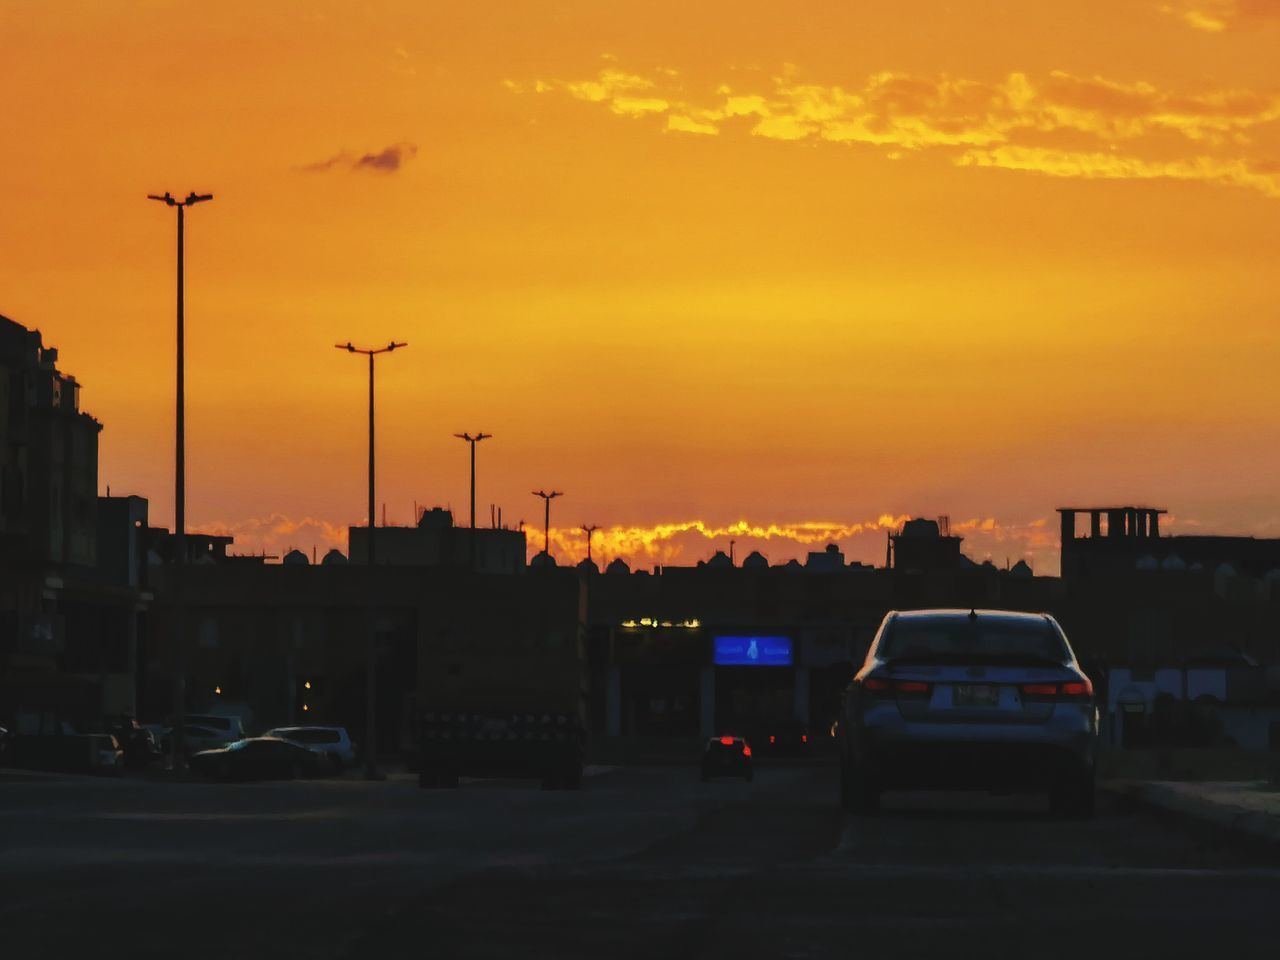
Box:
[336,340,407,780]
[532,490,563,558]
[582,524,599,566]
[147,191,212,769]
[453,432,491,569]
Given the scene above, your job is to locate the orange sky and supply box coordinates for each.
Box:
[2,0,1278,571]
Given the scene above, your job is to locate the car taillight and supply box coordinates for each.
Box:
[801,734,808,743]
[742,744,752,757]
[1021,678,1093,702]
[1021,683,1058,698]
[895,680,931,699]
[719,736,735,745]
[1062,679,1093,700]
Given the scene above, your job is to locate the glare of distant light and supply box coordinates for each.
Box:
[214,686,221,695]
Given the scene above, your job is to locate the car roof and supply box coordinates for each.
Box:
[891,609,1052,625]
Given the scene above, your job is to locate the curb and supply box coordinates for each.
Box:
[1103,780,1280,848]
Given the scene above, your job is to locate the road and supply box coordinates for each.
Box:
[2,762,1279,958]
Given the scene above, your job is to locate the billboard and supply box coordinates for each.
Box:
[713,635,793,667]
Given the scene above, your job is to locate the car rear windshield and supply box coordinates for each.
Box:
[881,617,1067,664]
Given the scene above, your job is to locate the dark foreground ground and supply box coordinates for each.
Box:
[3,762,1279,959]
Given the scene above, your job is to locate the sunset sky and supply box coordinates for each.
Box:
[2,0,1278,571]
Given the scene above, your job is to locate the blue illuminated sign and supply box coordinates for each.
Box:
[713,635,793,667]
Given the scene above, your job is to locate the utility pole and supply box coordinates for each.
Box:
[147,190,213,769]
[336,340,407,780]
[532,490,563,558]
[581,524,600,566]
[454,432,492,569]
[730,539,736,565]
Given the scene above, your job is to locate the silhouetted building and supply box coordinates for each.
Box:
[137,563,585,753]
[1,315,101,569]
[890,517,963,572]
[1056,505,1280,667]
[347,506,526,573]
[806,543,845,572]
[1,316,149,727]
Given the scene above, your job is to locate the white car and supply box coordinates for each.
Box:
[185,713,248,743]
[263,725,356,771]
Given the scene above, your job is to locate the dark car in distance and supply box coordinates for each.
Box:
[701,736,754,781]
[189,737,323,782]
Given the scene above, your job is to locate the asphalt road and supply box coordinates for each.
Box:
[3,762,1279,959]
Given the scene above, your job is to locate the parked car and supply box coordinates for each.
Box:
[189,737,323,782]
[263,725,356,771]
[3,733,123,774]
[159,724,228,760]
[701,735,753,781]
[182,713,247,743]
[838,609,1099,818]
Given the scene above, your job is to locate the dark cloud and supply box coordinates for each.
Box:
[353,142,417,171]
[301,142,418,174]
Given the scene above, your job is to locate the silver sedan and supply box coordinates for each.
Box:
[838,609,1099,817]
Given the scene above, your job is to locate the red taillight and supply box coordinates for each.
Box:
[1062,678,1093,700]
[742,744,752,757]
[769,735,776,743]
[863,677,890,693]
[719,736,735,745]
[801,734,808,743]
[1021,679,1093,701]
[895,680,930,695]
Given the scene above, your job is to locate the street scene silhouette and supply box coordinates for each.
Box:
[4,3,1280,958]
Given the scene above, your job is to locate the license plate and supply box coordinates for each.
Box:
[953,684,999,707]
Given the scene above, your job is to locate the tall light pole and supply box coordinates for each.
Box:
[453,432,491,569]
[581,524,599,566]
[336,340,407,779]
[147,190,212,768]
[532,490,563,559]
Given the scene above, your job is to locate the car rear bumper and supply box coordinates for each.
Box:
[854,708,1097,790]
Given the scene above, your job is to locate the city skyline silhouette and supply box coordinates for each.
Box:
[3,1,1278,570]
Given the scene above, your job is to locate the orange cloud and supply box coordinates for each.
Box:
[199,513,350,558]
[192,512,1059,573]
[509,64,1280,197]
[1161,1,1280,31]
